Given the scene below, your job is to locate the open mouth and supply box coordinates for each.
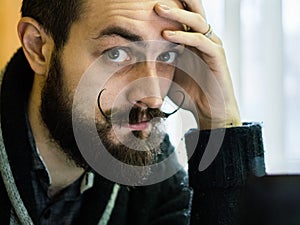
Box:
[125,110,152,131]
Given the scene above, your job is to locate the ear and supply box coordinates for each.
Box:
[17,17,54,75]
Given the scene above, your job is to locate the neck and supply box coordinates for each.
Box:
[28,74,84,196]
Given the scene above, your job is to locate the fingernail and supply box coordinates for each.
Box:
[165,31,176,36]
[159,4,170,10]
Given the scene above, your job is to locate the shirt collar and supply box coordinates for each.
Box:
[25,107,95,194]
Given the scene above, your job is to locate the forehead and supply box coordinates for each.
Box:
[85,0,183,16]
[80,0,184,39]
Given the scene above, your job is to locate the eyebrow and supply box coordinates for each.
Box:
[93,25,182,50]
[94,26,144,42]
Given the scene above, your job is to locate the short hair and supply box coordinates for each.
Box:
[21,0,86,49]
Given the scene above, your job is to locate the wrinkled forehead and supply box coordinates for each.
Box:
[90,0,184,10]
[85,0,184,22]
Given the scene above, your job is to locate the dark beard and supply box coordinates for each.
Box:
[40,50,88,169]
[40,50,166,175]
[96,107,165,167]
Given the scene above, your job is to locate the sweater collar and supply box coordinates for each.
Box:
[0,48,119,225]
[1,48,38,223]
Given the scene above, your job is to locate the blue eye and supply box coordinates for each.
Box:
[105,48,131,63]
[157,52,177,64]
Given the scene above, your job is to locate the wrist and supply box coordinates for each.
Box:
[196,108,242,130]
[199,118,242,130]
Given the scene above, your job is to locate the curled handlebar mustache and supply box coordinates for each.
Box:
[97,89,185,122]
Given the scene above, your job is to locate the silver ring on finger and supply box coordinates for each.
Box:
[203,24,213,38]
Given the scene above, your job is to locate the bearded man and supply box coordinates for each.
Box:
[0,0,265,224]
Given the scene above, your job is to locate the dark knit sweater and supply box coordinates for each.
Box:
[0,49,265,225]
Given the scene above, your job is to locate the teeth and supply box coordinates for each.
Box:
[138,110,145,123]
[138,111,142,123]
[142,113,147,122]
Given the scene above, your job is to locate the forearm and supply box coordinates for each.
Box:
[186,123,265,225]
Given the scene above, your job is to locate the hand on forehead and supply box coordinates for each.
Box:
[82,0,187,41]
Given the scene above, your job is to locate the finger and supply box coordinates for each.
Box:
[155,3,208,34]
[180,0,206,19]
[155,4,221,44]
[162,30,222,57]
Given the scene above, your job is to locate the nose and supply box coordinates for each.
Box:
[126,62,168,109]
[135,96,163,109]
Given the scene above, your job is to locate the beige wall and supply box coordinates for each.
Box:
[0,0,22,69]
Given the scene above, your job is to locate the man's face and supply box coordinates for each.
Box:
[41,0,184,172]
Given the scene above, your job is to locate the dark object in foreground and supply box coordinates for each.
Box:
[239,175,300,225]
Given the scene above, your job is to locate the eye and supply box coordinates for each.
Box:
[157,51,178,64]
[105,48,131,63]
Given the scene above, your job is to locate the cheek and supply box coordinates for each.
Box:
[157,64,176,91]
[60,60,90,96]
[60,40,103,96]
[157,63,176,79]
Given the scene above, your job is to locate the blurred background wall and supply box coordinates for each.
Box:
[0,0,22,69]
[204,0,300,174]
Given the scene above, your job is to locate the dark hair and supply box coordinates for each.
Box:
[21,0,85,49]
